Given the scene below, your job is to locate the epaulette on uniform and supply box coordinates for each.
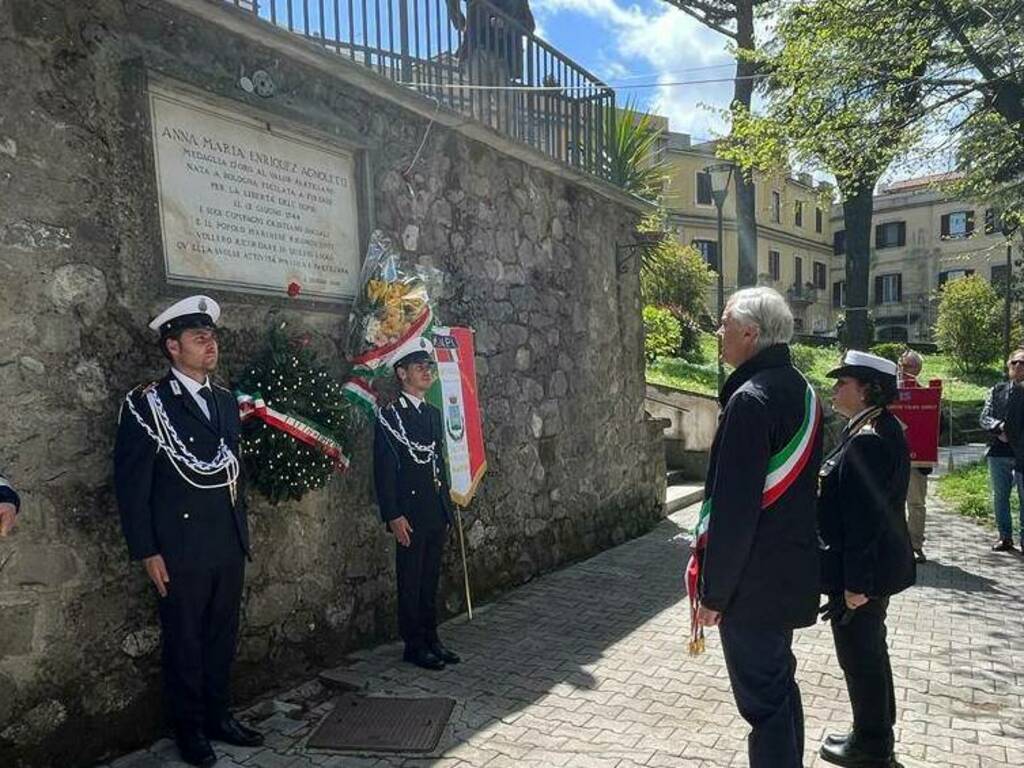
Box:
[856,422,878,436]
[119,381,157,424]
[213,382,232,394]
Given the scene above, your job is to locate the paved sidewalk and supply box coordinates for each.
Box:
[104,486,1024,768]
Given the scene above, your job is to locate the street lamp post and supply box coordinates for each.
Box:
[1002,214,1016,361]
[706,163,735,391]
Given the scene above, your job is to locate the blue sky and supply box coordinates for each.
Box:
[532,0,739,141]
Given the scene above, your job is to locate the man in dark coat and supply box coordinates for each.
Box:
[115,295,261,767]
[818,350,915,767]
[374,335,460,671]
[983,347,1024,551]
[0,470,20,537]
[690,287,823,768]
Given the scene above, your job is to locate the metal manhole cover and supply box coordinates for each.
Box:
[307,694,455,753]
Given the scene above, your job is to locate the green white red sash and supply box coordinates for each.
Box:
[236,391,350,471]
[686,383,821,654]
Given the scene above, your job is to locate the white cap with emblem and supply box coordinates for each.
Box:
[149,295,221,336]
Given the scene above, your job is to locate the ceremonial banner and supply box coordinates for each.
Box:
[890,380,942,466]
[428,327,487,506]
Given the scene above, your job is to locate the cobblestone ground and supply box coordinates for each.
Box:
[104,485,1024,768]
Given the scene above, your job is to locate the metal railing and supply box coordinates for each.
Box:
[224,1,616,180]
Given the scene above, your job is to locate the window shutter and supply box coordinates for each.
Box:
[833,281,842,306]
[834,231,845,255]
[897,222,906,247]
[875,224,884,248]
[941,214,950,238]
[966,210,975,236]
[896,274,903,302]
[874,275,883,304]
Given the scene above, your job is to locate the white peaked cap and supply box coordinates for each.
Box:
[389,334,435,367]
[827,350,899,379]
[148,295,221,334]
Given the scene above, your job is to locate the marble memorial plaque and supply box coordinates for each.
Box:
[149,85,360,300]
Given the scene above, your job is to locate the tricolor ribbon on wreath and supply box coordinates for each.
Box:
[342,306,434,417]
[235,391,350,471]
[685,383,821,655]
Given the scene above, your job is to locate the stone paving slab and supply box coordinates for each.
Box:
[98,483,1024,767]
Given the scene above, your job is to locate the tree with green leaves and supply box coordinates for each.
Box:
[661,1,766,288]
[935,275,1004,373]
[605,100,669,200]
[720,0,935,348]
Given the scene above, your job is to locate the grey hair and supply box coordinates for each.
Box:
[900,349,923,370]
[726,287,794,351]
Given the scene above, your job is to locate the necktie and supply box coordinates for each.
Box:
[198,386,217,423]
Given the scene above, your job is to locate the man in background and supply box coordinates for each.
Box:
[982,347,1024,551]
[898,350,930,563]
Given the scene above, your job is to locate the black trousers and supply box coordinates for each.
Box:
[720,621,805,768]
[157,557,245,730]
[831,596,895,756]
[396,522,446,651]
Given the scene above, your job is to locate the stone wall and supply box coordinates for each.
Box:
[0,1,664,765]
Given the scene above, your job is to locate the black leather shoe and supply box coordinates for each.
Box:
[403,647,445,670]
[204,714,264,747]
[825,732,852,747]
[175,729,217,767]
[820,739,895,767]
[913,548,927,563]
[430,642,461,664]
[992,538,1015,552]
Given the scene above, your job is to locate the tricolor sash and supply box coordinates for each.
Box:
[236,391,350,471]
[686,383,821,654]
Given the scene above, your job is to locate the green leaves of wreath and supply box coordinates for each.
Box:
[235,327,352,503]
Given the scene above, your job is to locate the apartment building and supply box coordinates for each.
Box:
[830,173,1014,342]
[658,130,836,333]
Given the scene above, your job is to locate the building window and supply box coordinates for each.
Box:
[815,208,823,233]
[832,280,845,308]
[768,250,781,281]
[794,256,803,287]
[813,261,827,289]
[875,221,907,249]
[874,273,903,304]
[833,230,846,255]
[696,171,713,206]
[692,239,719,270]
[938,269,974,287]
[771,191,781,223]
[795,201,803,228]
[793,317,804,332]
[941,210,974,239]
[992,264,1009,289]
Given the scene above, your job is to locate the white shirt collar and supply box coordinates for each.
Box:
[402,391,423,411]
[171,367,210,396]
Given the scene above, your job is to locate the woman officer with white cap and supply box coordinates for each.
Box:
[817,350,915,768]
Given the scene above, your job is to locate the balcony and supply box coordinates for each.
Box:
[225,1,615,181]
[787,282,818,307]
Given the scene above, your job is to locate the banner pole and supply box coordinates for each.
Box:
[455,507,473,620]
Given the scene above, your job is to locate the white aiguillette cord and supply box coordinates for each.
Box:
[124,388,240,506]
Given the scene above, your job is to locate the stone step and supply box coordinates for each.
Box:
[665,483,703,515]
[666,468,697,486]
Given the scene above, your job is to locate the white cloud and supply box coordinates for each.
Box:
[533,0,737,138]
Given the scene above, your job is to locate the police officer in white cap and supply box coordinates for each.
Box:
[373,335,461,670]
[114,295,262,767]
[817,350,915,768]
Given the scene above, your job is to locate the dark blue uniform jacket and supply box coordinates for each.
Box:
[818,408,915,597]
[373,395,453,528]
[114,373,249,569]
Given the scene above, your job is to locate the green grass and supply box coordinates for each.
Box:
[647,333,1002,406]
[646,334,720,396]
[937,460,1011,524]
